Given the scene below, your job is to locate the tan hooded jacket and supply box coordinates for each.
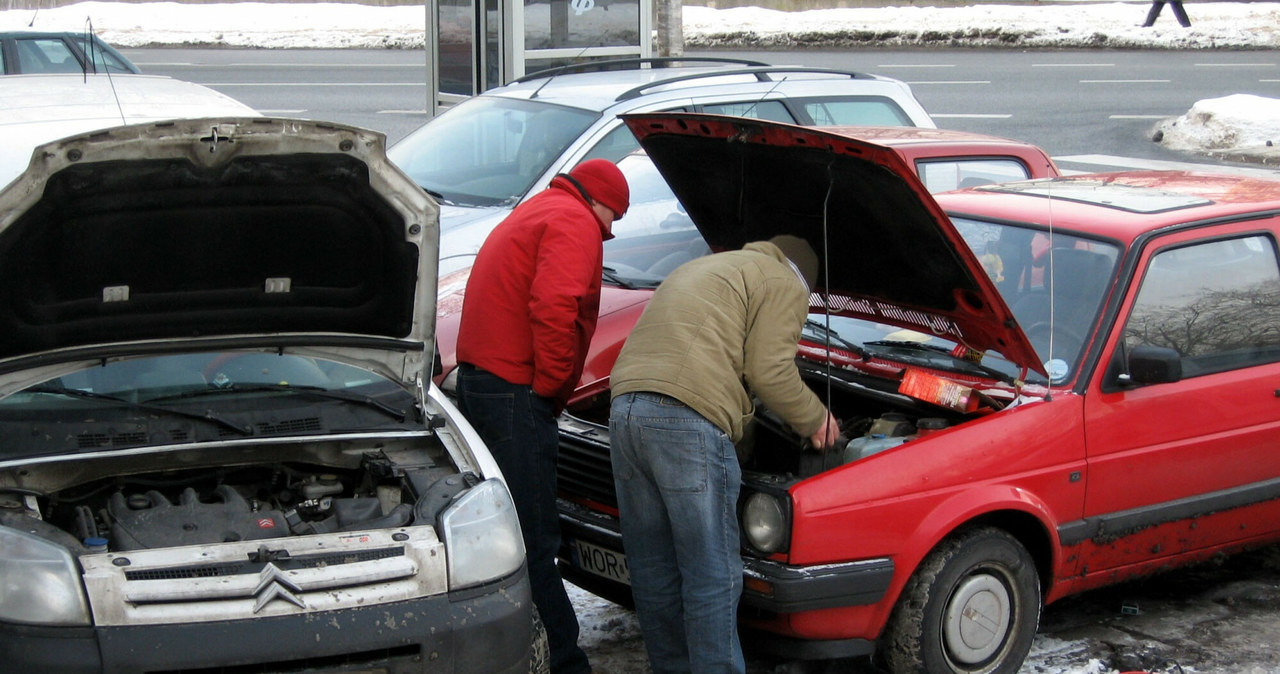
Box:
[610,239,826,443]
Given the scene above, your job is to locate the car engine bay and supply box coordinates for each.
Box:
[0,438,470,555]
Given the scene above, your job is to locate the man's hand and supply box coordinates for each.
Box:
[808,410,841,451]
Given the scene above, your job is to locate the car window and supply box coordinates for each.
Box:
[599,152,705,287]
[74,36,134,73]
[700,100,795,123]
[580,124,644,164]
[917,158,1031,193]
[388,96,597,207]
[1123,234,1280,377]
[15,37,83,74]
[792,96,915,126]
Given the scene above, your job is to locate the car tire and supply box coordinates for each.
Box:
[880,526,1040,674]
[530,606,551,674]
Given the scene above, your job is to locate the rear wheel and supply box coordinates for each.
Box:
[529,606,550,674]
[881,527,1041,674]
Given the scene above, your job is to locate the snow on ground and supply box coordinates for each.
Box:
[4,1,1280,156]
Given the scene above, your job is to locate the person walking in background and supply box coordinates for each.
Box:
[455,158,629,674]
[608,235,842,674]
[1142,0,1191,27]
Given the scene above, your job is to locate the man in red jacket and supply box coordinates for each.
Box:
[455,158,629,674]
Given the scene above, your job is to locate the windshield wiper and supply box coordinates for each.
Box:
[862,340,1017,386]
[601,266,636,290]
[152,384,410,423]
[28,384,253,436]
[803,319,868,359]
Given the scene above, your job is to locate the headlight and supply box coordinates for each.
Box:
[440,478,525,589]
[741,491,790,554]
[0,526,91,625]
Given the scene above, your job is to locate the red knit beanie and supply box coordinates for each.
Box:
[569,159,630,217]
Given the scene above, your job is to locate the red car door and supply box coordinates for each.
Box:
[1078,220,1280,581]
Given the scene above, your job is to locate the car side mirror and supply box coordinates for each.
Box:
[1115,344,1182,387]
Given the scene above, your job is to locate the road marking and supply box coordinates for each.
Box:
[1194,63,1275,67]
[1032,63,1114,67]
[1079,79,1170,83]
[1262,79,1280,83]
[378,109,429,114]
[905,80,991,85]
[134,63,422,68]
[204,82,423,86]
[1055,154,1280,178]
[931,113,1012,119]
[1109,114,1168,119]
[258,109,307,114]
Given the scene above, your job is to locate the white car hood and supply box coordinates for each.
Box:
[0,117,440,397]
[0,74,261,189]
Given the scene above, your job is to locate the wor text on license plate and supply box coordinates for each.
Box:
[573,539,630,585]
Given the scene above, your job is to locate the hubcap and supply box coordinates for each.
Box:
[943,572,1012,665]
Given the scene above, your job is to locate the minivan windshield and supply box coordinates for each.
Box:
[388,97,598,207]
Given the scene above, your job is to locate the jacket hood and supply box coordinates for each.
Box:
[623,113,1043,375]
[0,117,439,395]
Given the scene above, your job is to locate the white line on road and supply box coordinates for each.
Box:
[931,113,1012,119]
[134,63,423,68]
[1194,63,1275,67]
[905,80,991,85]
[378,110,429,114]
[1032,63,1114,67]
[204,82,423,86]
[258,109,307,114]
[1080,79,1170,83]
[1109,114,1168,119]
[1055,154,1280,178]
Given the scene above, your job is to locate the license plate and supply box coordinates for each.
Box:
[571,539,630,585]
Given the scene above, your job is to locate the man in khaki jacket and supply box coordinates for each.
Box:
[609,235,840,674]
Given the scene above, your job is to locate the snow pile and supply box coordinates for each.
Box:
[1156,94,1280,153]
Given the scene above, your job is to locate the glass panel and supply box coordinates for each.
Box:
[580,124,641,164]
[600,152,703,288]
[16,38,83,74]
[73,36,134,73]
[1125,235,1280,376]
[700,100,795,124]
[388,97,597,208]
[524,0,642,50]
[483,0,501,90]
[439,0,476,96]
[917,159,1031,193]
[795,96,913,126]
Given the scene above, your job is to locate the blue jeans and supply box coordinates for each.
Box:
[609,392,745,674]
[456,364,590,674]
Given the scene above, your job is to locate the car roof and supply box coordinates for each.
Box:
[935,171,1280,243]
[484,57,929,118]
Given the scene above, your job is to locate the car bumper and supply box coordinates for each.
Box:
[0,569,534,674]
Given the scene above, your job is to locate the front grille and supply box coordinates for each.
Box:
[557,428,617,510]
[148,645,420,674]
[125,547,404,581]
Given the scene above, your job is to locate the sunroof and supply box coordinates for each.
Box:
[983,179,1214,213]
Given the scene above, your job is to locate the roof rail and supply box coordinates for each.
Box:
[512,57,772,85]
[615,66,875,102]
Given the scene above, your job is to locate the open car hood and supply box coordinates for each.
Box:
[623,113,1044,376]
[0,118,439,395]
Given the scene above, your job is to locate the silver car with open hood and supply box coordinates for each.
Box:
[0,118,545,673]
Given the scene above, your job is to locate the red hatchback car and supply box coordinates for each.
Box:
[544,115,1280,674]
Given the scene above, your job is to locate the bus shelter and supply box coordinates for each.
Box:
[426,0,652,114]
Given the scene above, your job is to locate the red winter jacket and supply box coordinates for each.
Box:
[456,176,611,410]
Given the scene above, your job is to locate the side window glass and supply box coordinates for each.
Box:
[1124,235,1280,376]
[796,97,912,126]
[579,125,641,164]
[700,100,795,124]
[16,38,82,74]
[75,37,133,73]
[917,159,1031,193]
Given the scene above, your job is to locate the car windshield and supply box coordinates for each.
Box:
[802,219,1120,387]
[598,152,706,289]
[388,97,598,207]
[0,352,416,458]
